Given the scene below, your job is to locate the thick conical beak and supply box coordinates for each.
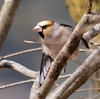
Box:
[33,25,42,32]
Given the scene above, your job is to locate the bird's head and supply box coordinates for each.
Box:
[33,20,59,39]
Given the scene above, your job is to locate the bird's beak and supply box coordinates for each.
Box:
[33,25,42,32]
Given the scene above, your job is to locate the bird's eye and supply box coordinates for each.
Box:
[42,25,48,29]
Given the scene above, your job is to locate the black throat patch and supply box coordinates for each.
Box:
[38,32,44,39]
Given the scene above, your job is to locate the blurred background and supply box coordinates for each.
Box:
[0,0,92,99]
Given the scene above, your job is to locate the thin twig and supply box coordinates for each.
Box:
[0,47,42,60]
[88,75,95,98]
[90,40,100,46]
[23,40,40,44]
[55,82,59,87]
[0,79,34,89]
[90,77,100,81]
[58,74,72,79]
[73,58,83,65]
[79,49,93,53]
[76,88,100,92]
[87,0,93,14]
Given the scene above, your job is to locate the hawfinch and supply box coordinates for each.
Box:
[33,20,89,85]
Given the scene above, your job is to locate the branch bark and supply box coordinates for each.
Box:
[61,53,100,99]
[0,79,34,89]
[83,23,100,41]
[0,47,41,60]
[0,0,21,49]
[86,0,93,14]
[0,60,38,78]
[29,75,40,99]
[46,46,100,99]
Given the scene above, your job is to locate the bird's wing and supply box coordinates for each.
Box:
[40,53,53,86]
[60,24,89,49]
[60,23,74,32]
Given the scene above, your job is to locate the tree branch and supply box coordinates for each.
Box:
[61,54,100,99]
[0,0,21,49]
[47,47,100,99]
[83,23,100,42]
[0,79,34,89]
[29,75,40,99]
[0,60,38,78]
[0,47,41,60]
[46,46,100,99]
[76,88,100,92]
[86,0,93,14]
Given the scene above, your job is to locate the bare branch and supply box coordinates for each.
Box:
[83,23,100,42]
[79,49,93,53]
[29,75,40,99]
[76,88,100,92]
[60,49,100,99]
[0,60,38,78]
[90,41,100,46]
[0,0,21,49]
[0,47,41,60]
[0,79,34,89]
[90,77,100,81]
[23,40,40,44]
[55,82,59,87]
[88,76,95,98]
[86,0,93,14]
[46,46,100,99]
[58,74,71,79]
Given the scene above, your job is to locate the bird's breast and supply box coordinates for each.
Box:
[42,43,63,59]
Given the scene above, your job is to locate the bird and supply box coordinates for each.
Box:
[33,20,89,86]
